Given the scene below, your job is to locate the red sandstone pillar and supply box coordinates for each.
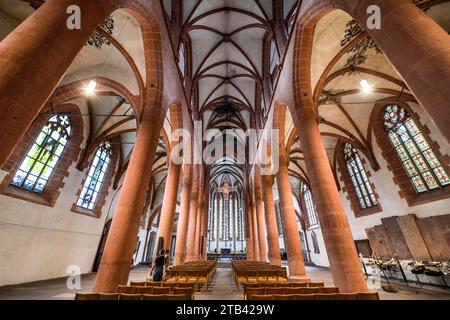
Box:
[185,168,200,262]
[337,0,450,143]
[173,165,193,266]
[194,185,203,261]
[199,175,211,260]
[254,170,268,262]
[245,203,255,261]
[0,0,116,166]
[251,193,260,262]
[276,147,308,281]
[259,171,281,266]
[293,98,368,292]
[92,106,163,292]
[155,160,181,253]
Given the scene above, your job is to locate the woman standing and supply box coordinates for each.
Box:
[150,249,166,281]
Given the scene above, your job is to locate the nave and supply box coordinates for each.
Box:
[0,0,449,302]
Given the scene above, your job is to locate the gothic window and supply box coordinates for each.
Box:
[311,231,320,254]
[275,202,283,236]
[344,143,378,209]
[76,142,112,210]
[10,115,71,194]
[178,42,186,79]
[269,39,279,84]
[383,104,450,193]
[302,184,318,227]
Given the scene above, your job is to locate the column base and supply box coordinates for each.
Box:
[288,275,311,283]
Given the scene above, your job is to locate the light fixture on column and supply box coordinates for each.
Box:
[85,80,97,96]
[360,79,372,94]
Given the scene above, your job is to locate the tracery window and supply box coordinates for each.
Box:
[311,231,320,254]
[178,42,186,79]
[76,141,112,210]
[344,143,378,209]
[10,115,71,194]
[383,104,450,193]
[302,184,318,227]
[269,39,279,84]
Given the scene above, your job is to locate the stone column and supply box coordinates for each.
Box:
[276,147,308,281]
[155,160,181,253]
[293,98,367,292]
[200,177,211,260]
[254,170,268,262]
[251,192,260,262]
[243,167,254,260]
[259,172,281,266]
[92,106,163,292]
[193,174,204,260]
[173,165,193,266]
[0,0,116,166]
[339,0,450,143]
[185,167,200,263]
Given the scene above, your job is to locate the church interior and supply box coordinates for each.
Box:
[0,0,449,301]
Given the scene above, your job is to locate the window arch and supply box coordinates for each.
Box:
[1,104,83,207]
[10,115,71,194]
[383,104,450,193]
[269,39,279,85]
[311,231,320,254]
[76,141,112,210]
[178,41,186,79]
[302,184,318,227]
[344,143,378,209]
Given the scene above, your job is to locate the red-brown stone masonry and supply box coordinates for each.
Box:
[371,99,450,207]
[335,140,382,218]
[0,104,84,207]
[71,138,120,219]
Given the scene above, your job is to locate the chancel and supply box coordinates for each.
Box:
[0,0,449,302]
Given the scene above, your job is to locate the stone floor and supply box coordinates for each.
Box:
[0,265,449,300]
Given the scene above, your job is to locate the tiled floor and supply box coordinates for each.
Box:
[0,265,449,300]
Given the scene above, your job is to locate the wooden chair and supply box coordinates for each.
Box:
[130,281,146,287]
[75,293,97,300]
[289,282,307,287]
[337,293,358,300]
[308,282,325,288]
[248,294,272,300]
[146,281,162,287]
[357,292,380,300]
[246,288,265,300]
[119,293,142,300]
[142,294,167,300]
[176,282,196,288]
[135,286,154,294]
[316,293,338,300]
[320,287,339,294]
[302,287,320,294]
[97,293,119,300]
[295,294,317,300]
[273,294,295,300]
[166,294,187,300]
[265,287,283,295]
[117,285,136,294]
[275,283,290,288]
[284,287,304,295]
[173,287,194,300]
[152,287,171,294]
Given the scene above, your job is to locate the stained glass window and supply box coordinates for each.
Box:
[178,42,186,79]
[302,184,318,227]
[10,115,71,193]
[344,143,378,209]
[76,142,112,210]
[383,104,450,193]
